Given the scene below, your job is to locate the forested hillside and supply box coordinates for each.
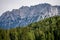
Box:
[0,16,60,40]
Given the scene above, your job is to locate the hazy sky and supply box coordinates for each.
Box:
[0,0,60,16]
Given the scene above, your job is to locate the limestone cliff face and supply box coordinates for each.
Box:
[0,3,60,29]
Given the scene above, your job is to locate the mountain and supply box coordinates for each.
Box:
[0,16,60,40]
[0,3,60,29]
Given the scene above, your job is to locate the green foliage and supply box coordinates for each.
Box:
[0,16,60,40]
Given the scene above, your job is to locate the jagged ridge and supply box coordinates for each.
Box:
[0,3,60,29]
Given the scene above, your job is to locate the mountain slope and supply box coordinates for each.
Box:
[0,16,60,40]
[0,3,60,29]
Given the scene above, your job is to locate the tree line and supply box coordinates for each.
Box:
[0,16,60,40]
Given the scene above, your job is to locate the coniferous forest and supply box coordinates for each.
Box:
[0,16,60,40]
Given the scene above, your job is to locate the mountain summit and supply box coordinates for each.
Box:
[0,3,60,29]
